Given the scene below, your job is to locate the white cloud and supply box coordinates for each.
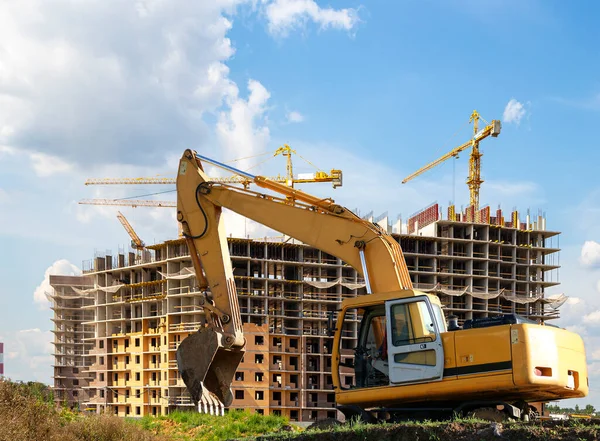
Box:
[0,188,9,204]
[566,324,588,337]
[0,1,245,167]
[286,110,305,123]
[0,328,54,383]
[29,151,73,177]
[216,79,271,170]
[583,310,600,325]
[551,93,600,112]
[581,241,600,267]
[223,209,278,239]
[0,1,359,172]
[265,0,360,36]
[484,180,542,202]
[0,147,72,177]
[33,259,82,309]
[0,145,17,157]
[502,98,526,125]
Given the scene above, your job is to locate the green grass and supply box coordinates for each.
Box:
[8,379,600,441]
[137,409,293,441]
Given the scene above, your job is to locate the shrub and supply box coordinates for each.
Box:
[0,380,166,441]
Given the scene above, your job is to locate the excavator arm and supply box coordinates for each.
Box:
[176,149,412,409]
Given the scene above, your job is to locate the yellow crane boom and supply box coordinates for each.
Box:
[78,199,176,208]
[85,177,176,185]
[116,211,145,250]
[85,145,343,189]
[402,110,501,210]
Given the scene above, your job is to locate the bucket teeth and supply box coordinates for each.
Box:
[198,383,225,416]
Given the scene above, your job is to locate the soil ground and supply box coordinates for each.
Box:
[252,418,600,441]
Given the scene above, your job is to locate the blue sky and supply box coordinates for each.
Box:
[1,0,600,408]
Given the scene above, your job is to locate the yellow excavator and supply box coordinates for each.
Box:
[175,149,588,422]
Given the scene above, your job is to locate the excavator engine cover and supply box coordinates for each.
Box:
[177,327,245,407]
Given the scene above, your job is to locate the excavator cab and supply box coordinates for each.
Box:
[335,292,446,392]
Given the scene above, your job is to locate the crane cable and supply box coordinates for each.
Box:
[297,152,325,172]
[437,115,475,206]
[235,148,329,175]
[453,157,456,205]
[225,151,272,164]
[243,155,278,172]
[115,189,176,200]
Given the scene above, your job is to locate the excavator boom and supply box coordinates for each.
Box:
[176,149,411,408]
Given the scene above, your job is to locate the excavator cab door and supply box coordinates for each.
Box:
[385,296,444,384]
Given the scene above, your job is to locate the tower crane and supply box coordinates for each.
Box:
[84,145,343,189]
[116,211,145,250]
[402,110,501,210]
[79,199,182,238]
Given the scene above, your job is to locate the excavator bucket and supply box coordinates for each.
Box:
[177,327,245,409]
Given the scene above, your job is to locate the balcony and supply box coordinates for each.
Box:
[308,401,335,408]
[169,397,194,406]
[169,322,201,332]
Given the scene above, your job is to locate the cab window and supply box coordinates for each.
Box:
[390,300,436,346]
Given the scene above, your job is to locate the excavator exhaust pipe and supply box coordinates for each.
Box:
[177,327,245,410]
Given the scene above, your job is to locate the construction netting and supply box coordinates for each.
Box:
[303,277,366,290]
[71,286,97,295]
[542,293,568,310]
[413,282,565,305]
[98,285,125,293]
[158,267,195,280]
[502,294,542,304]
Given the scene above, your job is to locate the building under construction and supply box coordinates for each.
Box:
[49,203,566,421]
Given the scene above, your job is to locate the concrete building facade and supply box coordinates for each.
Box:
[48,275,95,408]
[51,207,565,420]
